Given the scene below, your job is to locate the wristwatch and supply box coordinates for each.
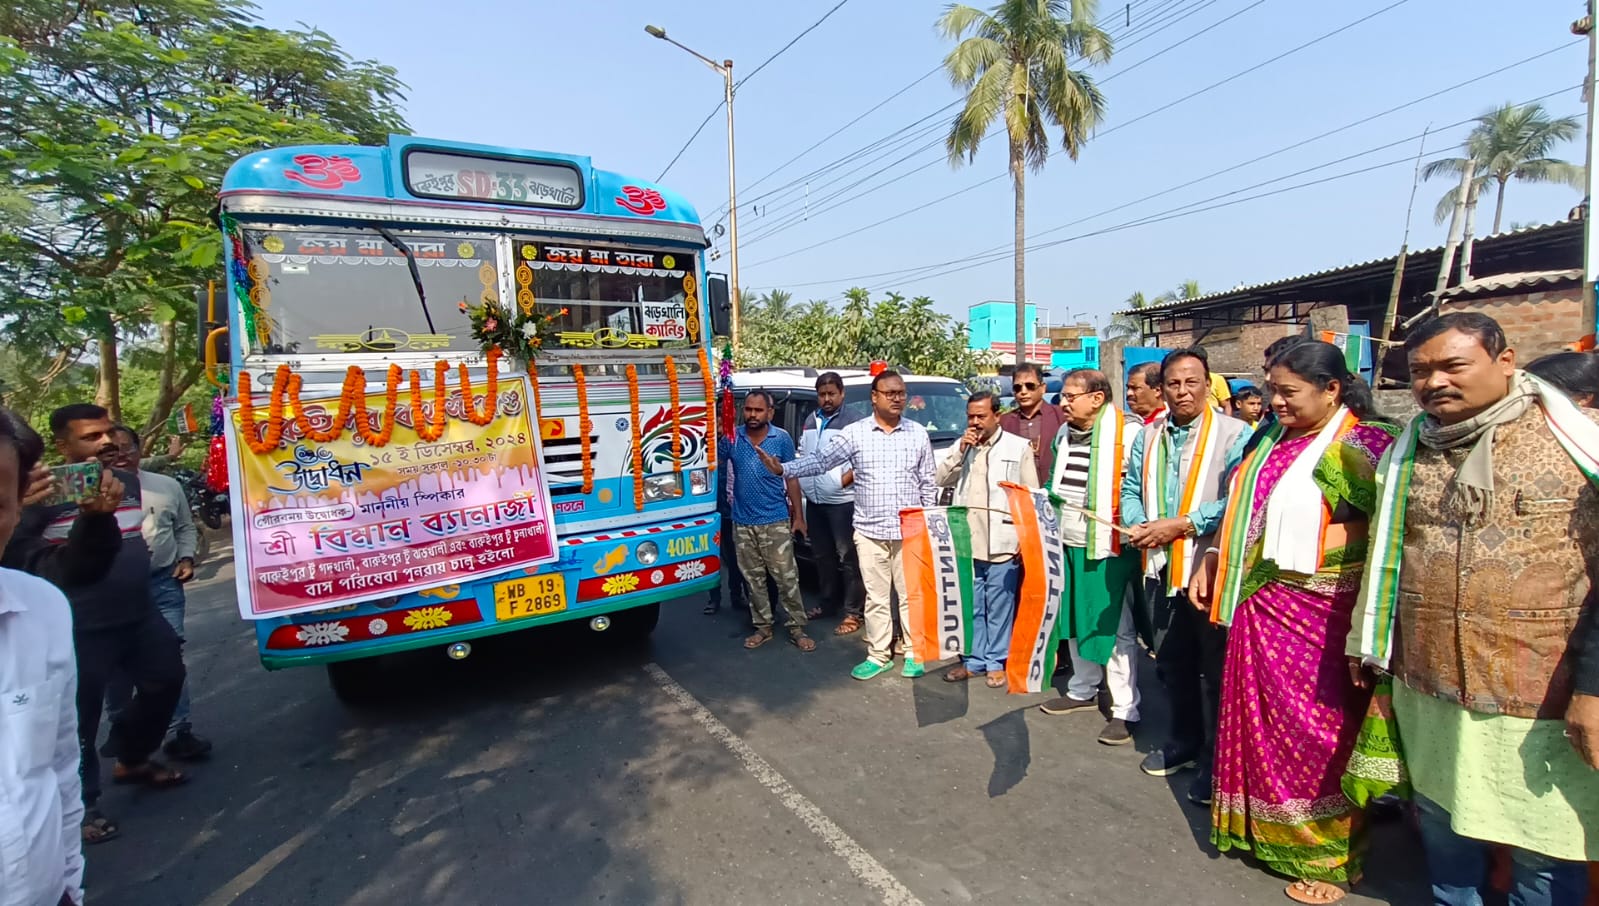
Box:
[1182,516,1198,537]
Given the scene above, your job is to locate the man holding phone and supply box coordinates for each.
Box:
[3,404,190,845]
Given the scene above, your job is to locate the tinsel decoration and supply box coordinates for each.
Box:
[205,393,229,493]
[219,212,261,346]
[718,341,735,445]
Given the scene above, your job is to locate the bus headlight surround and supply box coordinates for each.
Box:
[636,541,660,565]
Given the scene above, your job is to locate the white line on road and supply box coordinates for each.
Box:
[643,662,925,906]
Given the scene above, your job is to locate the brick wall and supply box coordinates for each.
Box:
[1154,322,1298,384]
[1440,285,1584,362]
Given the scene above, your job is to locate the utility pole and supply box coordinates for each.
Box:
[1575,2,1597,348]
[723,60,741,353]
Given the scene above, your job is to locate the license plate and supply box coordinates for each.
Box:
[493,574,567,621]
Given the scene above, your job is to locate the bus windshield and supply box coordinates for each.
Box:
[842,380,971,442]
[237,227,703,355]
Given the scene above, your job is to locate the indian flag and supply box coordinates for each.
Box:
[1319,330,1364,373]
[901,507,975,665]
[1001,483,1068,694]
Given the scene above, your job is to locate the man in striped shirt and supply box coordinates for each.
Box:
[1038,370,1145,746]
[758,370,937,681]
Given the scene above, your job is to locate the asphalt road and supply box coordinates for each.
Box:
[83,538,1432,906]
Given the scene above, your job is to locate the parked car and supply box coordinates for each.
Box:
[728,367,970,572]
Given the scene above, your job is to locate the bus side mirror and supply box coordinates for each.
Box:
[707,272,731,339]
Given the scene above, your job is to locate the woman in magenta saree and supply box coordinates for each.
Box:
[1191,341,1397,905]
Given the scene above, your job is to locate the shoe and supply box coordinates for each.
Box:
[1186,763,1213,806]
[851,659,892,681]
[163,730,213,761]
[1038,695,1098,716]
[1098,718,1135,746]
[1139,745,1198,777]
[901,657,925,678]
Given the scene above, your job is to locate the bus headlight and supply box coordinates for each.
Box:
[643,474,683,501]
[636,541,660,565]
[689,468,709,496]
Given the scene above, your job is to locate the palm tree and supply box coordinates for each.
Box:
[1154,278,1202,305]
[939,0,1112,365]
[1424,102,1584,234]
[759,289,793,321]
[1102,290,1147,342]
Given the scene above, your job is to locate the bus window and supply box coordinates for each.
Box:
[239,227,488,356]
[513,241,699,347]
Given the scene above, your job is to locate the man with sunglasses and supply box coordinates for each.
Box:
[757,370,936,681]
[1001,363,1065,481]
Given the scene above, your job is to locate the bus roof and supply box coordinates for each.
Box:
[221,134,706,245]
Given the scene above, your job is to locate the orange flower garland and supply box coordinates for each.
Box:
[238,364,294,454]
[573,363,594,493]
[409,361,450,443]
[527,359,543,429]
[457,347,502,426]
[626,364,644,511]
[286,371,350,443]
[664,355,682,472]
[349,365,403,447]
[698,347,716,470]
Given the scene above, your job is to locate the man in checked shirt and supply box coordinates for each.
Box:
[757,370,936,681]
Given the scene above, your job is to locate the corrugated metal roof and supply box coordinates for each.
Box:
[1112,220,1579,316]
[1435,268,1582,300]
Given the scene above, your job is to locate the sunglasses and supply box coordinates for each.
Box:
[1012,382,1040,391]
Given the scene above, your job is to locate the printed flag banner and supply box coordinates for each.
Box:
[901,507,975,665]
[1319,330,1364,373]
[1002,483,1068,693]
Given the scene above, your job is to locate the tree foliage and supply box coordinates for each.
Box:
[738,289,995,378]
[0,0,408,438]
[1423,101,1584,234]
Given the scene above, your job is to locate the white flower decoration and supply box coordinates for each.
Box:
[295,622,350,647]
[674,560,706,581]
[368,618,389,636]
[521,321,539,338]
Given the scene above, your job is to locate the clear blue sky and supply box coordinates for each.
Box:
[255,0,1588,330]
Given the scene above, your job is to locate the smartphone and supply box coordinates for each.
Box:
[49,462,103,505]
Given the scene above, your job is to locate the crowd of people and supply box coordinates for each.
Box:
[0,405,209,906]
[714,313,1598,906]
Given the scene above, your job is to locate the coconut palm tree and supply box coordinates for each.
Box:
[1102,290,1147,342]
[1423,102,1584,234]
[939,0,1112,365]
[1154,278,1202,304]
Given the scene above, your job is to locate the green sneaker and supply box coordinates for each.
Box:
[901,657,925,678]
[851,659,891,681]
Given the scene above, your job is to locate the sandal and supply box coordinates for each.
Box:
[790,634,817,652]
[743,630,774,649]
[833,615,863,636]
[943,665,978,683]
[985,673,1008,688]
[111,759,189,789]
[81,808,119,844]
[1285,880,1346,904]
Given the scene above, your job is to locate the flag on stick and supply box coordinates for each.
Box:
[1002,483,1068,693]
[900,507,975,665]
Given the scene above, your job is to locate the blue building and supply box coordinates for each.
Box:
[967,300,1099,370]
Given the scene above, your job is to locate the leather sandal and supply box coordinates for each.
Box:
[833,615,863,636]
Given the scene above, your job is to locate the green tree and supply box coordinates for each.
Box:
[939,0,1112,366]
[735,288,993,377]
[1423,101,1584,234]
[1102,290,1146,342]
[1154,278,1202,304]
[0,0,407,434]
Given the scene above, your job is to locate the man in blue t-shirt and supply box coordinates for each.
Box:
[723,390,815,652]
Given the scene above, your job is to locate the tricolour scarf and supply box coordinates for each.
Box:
[1210,407,1356,625]
[1353,373,1599,669]
[1051,403,1126,561]
[1142,405,1218,595]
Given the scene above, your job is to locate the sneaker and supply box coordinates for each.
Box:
[163,730,213,762]
[851,659,892,681]
[901,657,925,679]
[1186,763,1213,806]
[1097,718,1135,746]
[1038,695,1098,716]
[1139,745,1198,777]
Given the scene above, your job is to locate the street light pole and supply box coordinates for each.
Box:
[645,25,741,352]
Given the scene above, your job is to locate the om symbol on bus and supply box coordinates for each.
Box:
[283,154,362,190]
[616,185,667,216]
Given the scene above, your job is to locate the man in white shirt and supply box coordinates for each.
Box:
[934,392,1038,687]
[105,427,211,761]
[0,410,86,906]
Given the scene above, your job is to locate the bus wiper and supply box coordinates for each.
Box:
[373,225,437,334]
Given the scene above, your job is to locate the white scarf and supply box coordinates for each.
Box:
[1260,406,1350,574]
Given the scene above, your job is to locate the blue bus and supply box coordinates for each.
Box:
[210,135,728,699]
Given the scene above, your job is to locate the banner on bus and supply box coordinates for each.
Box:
[225,375,559,620]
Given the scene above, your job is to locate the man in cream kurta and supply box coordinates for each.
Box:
[934,392,1038,684]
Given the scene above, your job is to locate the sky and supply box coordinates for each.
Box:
[252,0,1590,332]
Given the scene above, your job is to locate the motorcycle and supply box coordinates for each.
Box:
[170,467,228,564]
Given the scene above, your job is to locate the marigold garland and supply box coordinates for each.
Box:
[573,363,594,493]
[626,364,644,511]
[351,364,403,446]
[698,347,716,470]
[527,359,544,433]
[457,347,503,426]
[238,365,293,454]
[665,355,682,473]
[409,361,450,443]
